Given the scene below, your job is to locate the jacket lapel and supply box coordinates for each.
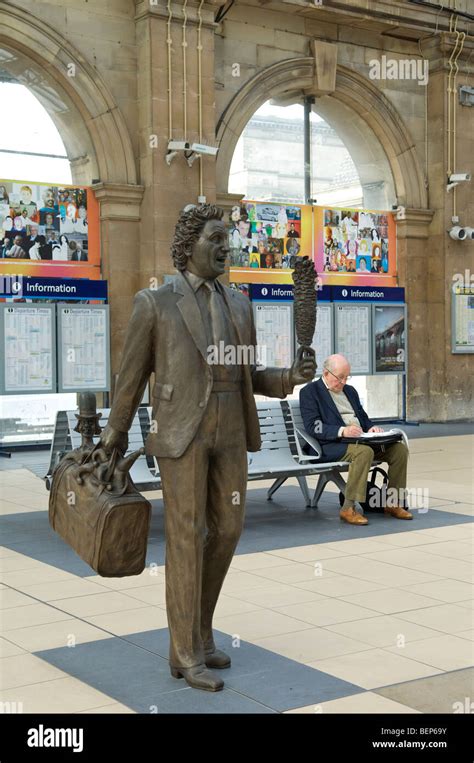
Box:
[174,272,209,361]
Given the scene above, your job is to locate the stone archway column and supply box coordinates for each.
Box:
[395,208,434,421]
[92,182,145,383]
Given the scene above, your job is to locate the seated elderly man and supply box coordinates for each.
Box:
[300,353,411,525]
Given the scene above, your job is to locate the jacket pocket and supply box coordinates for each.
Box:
[153,382,174,401]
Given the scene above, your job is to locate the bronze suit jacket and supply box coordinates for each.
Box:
[108,271,293,458]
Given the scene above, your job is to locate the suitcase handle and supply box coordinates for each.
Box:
[76,444,145,493]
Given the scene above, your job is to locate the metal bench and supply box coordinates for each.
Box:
[45,401,322,505]
[46,400,405,510]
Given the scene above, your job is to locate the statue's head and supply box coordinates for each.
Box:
[171,203,228,279]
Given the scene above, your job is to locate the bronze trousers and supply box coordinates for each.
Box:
[157,389,247,669]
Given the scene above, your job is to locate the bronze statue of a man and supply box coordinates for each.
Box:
[100,204,315,691]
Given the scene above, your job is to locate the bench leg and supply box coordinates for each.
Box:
[311,474,329,508]
[296,476,311,508]
[311,470,348,508]
[267,476,287,501]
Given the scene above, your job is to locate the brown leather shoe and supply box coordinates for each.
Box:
[384,506,413,520]
[340,507,369,525]
[205,648,231,669]
[383,506,413,519]
[170,664,224,691]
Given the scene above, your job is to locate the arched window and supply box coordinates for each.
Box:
[0,79,75,446]
[0,80,71,183]
[229,100,363,208]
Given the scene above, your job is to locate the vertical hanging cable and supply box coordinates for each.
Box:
[167,0,173,140]
[197,0,204,197]
[452,28,466,219]
[182,0,188,140]
[447,14,466,219]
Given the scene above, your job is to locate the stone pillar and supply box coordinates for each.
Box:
[92,182,145,381]
[395,208,434,421]
[422,37,474,420]
[135,0,218,288]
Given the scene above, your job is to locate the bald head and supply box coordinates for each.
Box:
[322,354,351,391]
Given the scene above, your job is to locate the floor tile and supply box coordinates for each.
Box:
[50,592,149,617]
[275,599,379,627]
[325,615,444,648]
[401,579,474,604]
[213,609,314,641]
[0,636,26,658]
[85,606,169,636]
[0,653,68,690]
[4,619,111,651]
[309,649,442,690]
[18,578,113,602]
[0,603,73,632]
[0,677,119,713]
[254,626,373,663]
[384,634,474,672]
[338,588,440,614]
[397,603,474,634]
[286,691,420,714]
[375,668,474,713]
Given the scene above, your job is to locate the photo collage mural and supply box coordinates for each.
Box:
[229,200,397,287]
[0,180,100,280]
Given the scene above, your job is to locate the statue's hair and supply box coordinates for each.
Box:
[171,204,224,271]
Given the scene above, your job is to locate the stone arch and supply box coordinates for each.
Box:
[0,3,137,185]
[216,58,427,210]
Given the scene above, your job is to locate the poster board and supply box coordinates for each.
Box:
[309,303,334,375]
[0,179,100,281]
[253,302,294,369]
[0,303,56,394]
[229,200,312,285]
[334,303,372,375]
[451,286,474,353]
[312,206,397,287]
[57,305,110,392]
[373,303,406,374]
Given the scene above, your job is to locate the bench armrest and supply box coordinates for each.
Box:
[294,427,322,460]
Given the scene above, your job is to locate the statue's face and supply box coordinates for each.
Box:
[187,219,229,279]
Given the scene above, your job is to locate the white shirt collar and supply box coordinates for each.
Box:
[184,270,218,293]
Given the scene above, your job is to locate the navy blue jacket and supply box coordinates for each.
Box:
[299,378,374,462]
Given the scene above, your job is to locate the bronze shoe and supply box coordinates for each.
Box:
[340,506,369,525]
[170,663,224,691]
[205,648,231,669]
[384,506,413,520]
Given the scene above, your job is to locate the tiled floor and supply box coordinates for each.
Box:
[0,431,472,713]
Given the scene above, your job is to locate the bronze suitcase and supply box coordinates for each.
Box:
[49,448,152,577]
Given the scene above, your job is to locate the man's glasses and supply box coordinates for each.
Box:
[324,367,352,383]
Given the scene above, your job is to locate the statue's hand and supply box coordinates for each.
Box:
[290,346,316,386]
[99,423,128,456]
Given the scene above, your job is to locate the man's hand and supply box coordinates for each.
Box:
[343,425,363,437]
[99,423,128,455]
[368,426,384,433]
[290,346,316,386]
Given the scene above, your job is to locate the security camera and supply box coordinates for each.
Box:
[168,140,190,151]
[447,173,472,192]
[449,173,471,183]
[395,206,406,220]
[463,227,474,240]
[449,226,467,240]
[184,150,200,167]
[189,142,219,157]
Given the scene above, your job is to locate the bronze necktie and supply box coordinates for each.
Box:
[204,280,227,347]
